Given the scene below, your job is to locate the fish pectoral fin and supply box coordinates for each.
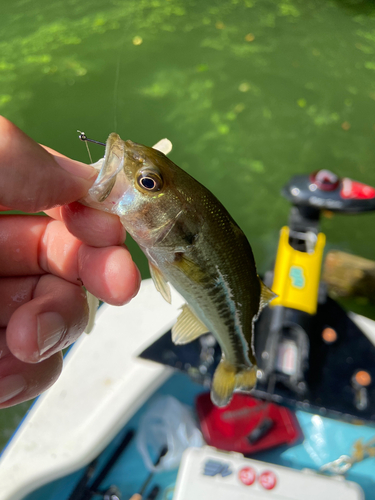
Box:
[85,291,100,333]
[149,262,171,304]
[88,133,124,203]
[172,304,209,345]
[259,278,278,311]
[211,359,257,407]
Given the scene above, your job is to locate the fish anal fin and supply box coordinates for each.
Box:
[149,262,171,304]
[172,304,209,345]
[259,278,278,311]
[211,359,257,407]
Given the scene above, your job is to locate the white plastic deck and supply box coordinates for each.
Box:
[0,279,184,500]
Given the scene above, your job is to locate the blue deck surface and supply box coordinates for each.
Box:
[23,371,375,500]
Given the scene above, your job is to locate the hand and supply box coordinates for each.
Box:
[0,116,141,408]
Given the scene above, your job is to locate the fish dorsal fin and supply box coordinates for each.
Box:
[152,138,172,155]
[172,304,209,345]
[149,261,171,304]
[259,278,278,311]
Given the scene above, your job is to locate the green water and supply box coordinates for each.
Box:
[2,0,375,449]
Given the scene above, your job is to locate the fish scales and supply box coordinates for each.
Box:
[146,185,259,364]
[82,133,276,407]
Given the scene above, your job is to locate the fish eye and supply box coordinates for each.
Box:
[137,170,163,192]
[141,177,156,189]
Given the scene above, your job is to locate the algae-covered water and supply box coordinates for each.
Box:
[1,0,375,449]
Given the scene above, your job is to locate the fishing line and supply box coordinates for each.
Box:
[113,54,121,132]
[84,140,92,163]
[77,130,93,163]
[112,23,127,132]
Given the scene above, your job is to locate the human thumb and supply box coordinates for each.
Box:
[0,116,97,213]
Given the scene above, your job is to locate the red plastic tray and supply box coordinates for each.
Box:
[196,392,302,454]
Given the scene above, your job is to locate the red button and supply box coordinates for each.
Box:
[239,467,256,486]
[259,470,277,490]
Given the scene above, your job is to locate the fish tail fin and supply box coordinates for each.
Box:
[211,359,257,407]
[235,365,258,393]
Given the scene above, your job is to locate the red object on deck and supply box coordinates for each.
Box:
[196,392,302,454]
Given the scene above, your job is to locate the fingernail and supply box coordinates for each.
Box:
[0,374,26,404]
[37,312,66,357]
[53,155,98,181]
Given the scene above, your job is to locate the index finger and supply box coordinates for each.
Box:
[40,147,125,247]
[46,202,126,248]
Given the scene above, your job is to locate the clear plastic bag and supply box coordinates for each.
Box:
[136,395,204,472]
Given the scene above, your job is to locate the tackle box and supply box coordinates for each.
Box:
[173,446,364,500]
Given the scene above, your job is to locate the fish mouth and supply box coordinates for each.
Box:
[80,135,130,212]
[81,133,173,217]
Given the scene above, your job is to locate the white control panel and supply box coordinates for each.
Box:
[173,446,364,500]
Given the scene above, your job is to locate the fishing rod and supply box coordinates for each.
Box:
[68,429,135,500]
[129,446,168,500]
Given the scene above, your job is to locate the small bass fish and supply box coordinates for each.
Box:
[82,133,276,407]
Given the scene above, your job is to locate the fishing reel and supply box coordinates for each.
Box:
[283,169,375,214]
[253,169,375,422]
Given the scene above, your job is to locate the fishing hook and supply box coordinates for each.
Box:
[77,131,105,146]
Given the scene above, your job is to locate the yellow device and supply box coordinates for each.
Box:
[271,226,326,315]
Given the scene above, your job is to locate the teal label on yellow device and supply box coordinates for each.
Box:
[271,227,326,315]
[289,266,305,289]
